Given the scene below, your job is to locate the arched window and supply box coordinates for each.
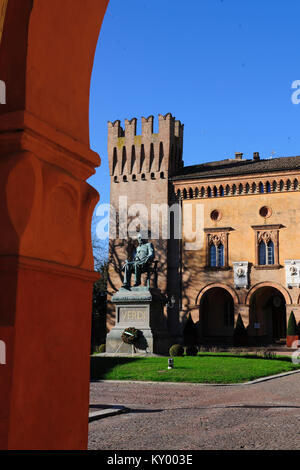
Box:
[279,180,284,191]
[232,184,237,195]
[200,187,205,197]
[213,186,218,197]
[219,185,224,197]
[267,240,275,265]
[252,182,257,193]
[272,180,277,192]
[259,240,275,265]
[225,185,230,196]
[177,189,181,199]
[195,188,199,198]
[183,188,187,200]
[239,183,243,194]
[245,183,250,193]
[259,241,266,265]
[287,179,291,191]
[259,182,264,193]
[294,179,298,190]
[266,181,271,193]
[209,243,224,267]
[207,187,212,198]
[218,243,224,266]
[189,188,194,199]
[209,244,216,267]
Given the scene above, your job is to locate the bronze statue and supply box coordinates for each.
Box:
[122,234,155,288]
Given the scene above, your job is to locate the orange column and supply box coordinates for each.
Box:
[0,0,109,450]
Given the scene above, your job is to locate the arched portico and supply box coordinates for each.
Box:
[247,283,290,342]
[245,282,292,306]
[197,284,239,342]
[196,282,240,306]
[0,0,109,450]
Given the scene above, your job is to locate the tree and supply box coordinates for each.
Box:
[91,215,109,350]
[287,311,299,336]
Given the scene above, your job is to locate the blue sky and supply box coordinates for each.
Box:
[89,0,300,207]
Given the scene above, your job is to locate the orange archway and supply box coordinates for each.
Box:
[245,282,292,306]
[0,0,109,450]
[196,282,240,306]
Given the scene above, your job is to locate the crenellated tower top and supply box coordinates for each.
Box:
[108,113,184,179]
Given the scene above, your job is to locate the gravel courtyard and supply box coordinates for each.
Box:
[88,373,300,450]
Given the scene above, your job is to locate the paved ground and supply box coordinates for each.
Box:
[88,374,300,450]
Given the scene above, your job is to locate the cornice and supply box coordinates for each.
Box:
[0,111,100,179]
[0,255,99,282]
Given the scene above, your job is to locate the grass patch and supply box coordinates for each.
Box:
[90,353,300,384]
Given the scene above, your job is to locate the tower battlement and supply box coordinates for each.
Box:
[108,113,184,178]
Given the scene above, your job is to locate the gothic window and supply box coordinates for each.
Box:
[207,187,212,198]
[252,225,281,267]
[266,181,271,193]
[258,240,274,265]
[200,187,205,197]
[219,185,224,197]
[189,188,194,199]
[209,243,224,267]
[204,228,232,269]
[259,182,264,193]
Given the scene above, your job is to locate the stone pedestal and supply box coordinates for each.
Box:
[106,287,171,355]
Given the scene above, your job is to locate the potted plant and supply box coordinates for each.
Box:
[286,311,299,348]
[233,314,248,346]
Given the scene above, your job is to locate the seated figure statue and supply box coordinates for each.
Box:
[122,234,155,288]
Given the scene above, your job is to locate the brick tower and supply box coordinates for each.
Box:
[107,113,184,339]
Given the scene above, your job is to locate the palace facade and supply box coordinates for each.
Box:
[107,113,300,345]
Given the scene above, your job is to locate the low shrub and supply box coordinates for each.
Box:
[186,345,198,356]
[169,344,184,357]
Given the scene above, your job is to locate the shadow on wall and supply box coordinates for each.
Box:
[106,215,195,339]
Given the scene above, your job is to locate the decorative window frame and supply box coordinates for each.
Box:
[251,224,282,269]
[204,227,233,270]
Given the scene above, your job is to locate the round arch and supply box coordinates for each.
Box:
[0,0,110,451]
[196,282,240,306]
[245,282,292,306]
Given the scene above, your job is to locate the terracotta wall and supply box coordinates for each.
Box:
[0,0,109,450]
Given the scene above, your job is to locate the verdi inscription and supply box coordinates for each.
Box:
[119,307,147,323]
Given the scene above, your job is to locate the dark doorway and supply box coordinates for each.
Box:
[249,287,286,342]
[200,287,235,341]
